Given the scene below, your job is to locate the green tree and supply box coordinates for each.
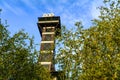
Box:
[80,0,120,79]
[0,23,52,79]
[56,0,120,80]
[56,23,84,80]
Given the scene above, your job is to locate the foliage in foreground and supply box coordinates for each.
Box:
[56,0,120,80]
[0,24,52,80]
[0,0,120,80]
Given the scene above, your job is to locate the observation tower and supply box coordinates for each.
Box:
[37,13,61,80]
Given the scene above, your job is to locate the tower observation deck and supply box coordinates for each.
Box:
[37,13,61,74]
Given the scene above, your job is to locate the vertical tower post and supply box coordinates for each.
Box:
[37,13,61,73]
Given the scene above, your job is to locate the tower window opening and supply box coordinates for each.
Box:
[42,34,54,41]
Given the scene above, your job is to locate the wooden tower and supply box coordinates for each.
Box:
[37,13,61,74]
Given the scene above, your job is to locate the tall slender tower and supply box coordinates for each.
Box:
[37,13,61,73]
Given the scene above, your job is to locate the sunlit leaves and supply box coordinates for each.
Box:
[0,24,52,79]
[56,0,120,79]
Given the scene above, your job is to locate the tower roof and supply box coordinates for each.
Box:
[37,16,61,37]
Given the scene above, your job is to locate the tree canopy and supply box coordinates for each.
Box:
[56,0,120,80]
[0,23,52,80]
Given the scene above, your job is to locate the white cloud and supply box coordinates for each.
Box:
[57,0,92,28]
[3,2,18,15]
[60,0,68,3]
[72,0,90,8]
[2,1,27,16]
[21,0,38,10]
[91,0,103,19]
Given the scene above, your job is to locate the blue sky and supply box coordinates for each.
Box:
[0,0,103,47]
